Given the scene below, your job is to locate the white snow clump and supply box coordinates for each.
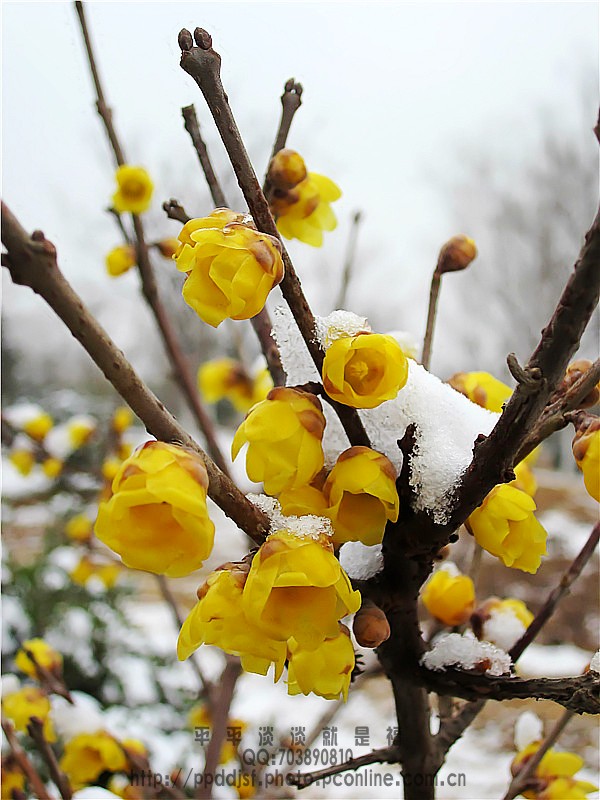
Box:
[421,632,512,677]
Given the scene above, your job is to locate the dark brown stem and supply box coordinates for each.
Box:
[163,199,191,224]
[20,646,73,704]
[288,747,399,789]
[269,78,303,162]
[182,104,227,207]
[502,709,575,800]
[196,657,242,800]
[335,211,363,310]
[1,204,270,545]
[421,271,441,371]
[178,30,370,448]
[1,718,53,800]
[27,718,73,800]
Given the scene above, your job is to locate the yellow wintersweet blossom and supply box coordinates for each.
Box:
[95,441,215,577]
[102,457,122,483]
[421,568,475,627]
[112,165,153,215]
[287,625,354,701]
[322,332,408,409]
[106,245,136,277]
[112,406,134,434]
[67,416,96,448]
[512,743,597,800]
[243,529,361,651]
[22,411,53,441]
[231,388,326,496]
[323,447,399,546]
[60,731,128,790]
[198,358,256,413]
[15,638,63,679]
[267,149,341,247]
[467,484,547,573]
[512,460,537,497]
[174,209,284,327]
[9,449,35,476]
[448,371,512,413]
[572,420,599,503]
[2,687,55,741]
[178,566,287,679]
[1,756,25,800]
[70,556,122,590]
[42,457,63,479]
[65,514,93,542]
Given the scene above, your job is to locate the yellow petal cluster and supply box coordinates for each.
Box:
[448,371,512,413]
[65,514,94,542]
[112,406,134,434]
[60,731,128,790]
[175,209,284,327]
[198,358,273,413]
[1,756,25,800]
[67,417,97,448]
[94,441,214,577]
[178,565,287,680]
[231,388,325,495]
[70,556,122,589]
[267,149,341,247]
[512,743,597,800]
[22,412,53,441]
[106,245,136,277]
[2,687,55,741]
[112,165,153,215]
[15,638,63,679]
[467,484,547,573]
[287,625,354,701]
[42,457,63,479]
[572,420,599,502]
[421,568,475,626]
[9,449,35,476]
[322,333,408,409]
[243,529,361,650]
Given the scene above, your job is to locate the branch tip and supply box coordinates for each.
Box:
[194,27,212,50]
[178,28,193,51]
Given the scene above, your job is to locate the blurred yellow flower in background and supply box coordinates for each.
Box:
[22,411,53,441]
[2,687,55,741]
[112,165,153,214]
[15,638,63,679]
[198,358,273,413]
[448,371,512,413]
[106,245,136,277]
[60,731,128,789]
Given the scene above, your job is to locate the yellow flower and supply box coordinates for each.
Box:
[22,412,53,441]
[112,406,134,434]
[65,514,93,542]
[322,447,399,546]
[175,210,284,327]
[322,333,408,409]
[231,387,326,496]
[421,568,475,626]
[177,566,287,679]
[512,743,597,800]
[112,165,153,215]
[71,556,122,589]
[467,484,547,573]
[102,457,122,483]
[242,529,361,650]
[42,457,63,479]
[512,460,537,497]
[252,367,274,405]
[572,421,599,503]
[70,556,96,586]
[2,687,55,741]
[67,416,96,448]
[15,638,63,679]
[267,150,341,247]
[9,449,35,476]
[60,732,128,790]
[1,756,25,800]
[287,625,354,701]
[155,238,180,259]
[198,358,255,413]
[106,245,136,277]
[448,371,512,413]
[94,441,214,577]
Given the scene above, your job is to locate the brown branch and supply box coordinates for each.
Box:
[419,668,599,714]
[27,717,73,800]
[163,199,191,224]
[268,78,303,163]
[1,203,270,545]
[335,211,363,310]
[178,29,370,448]
[287,746,399,789]
[196,657,242,800]
[421,272,442,371]
[502,709,575,800]
[1,718,53,800]
[182,104,227,208]
[74,3,230,476]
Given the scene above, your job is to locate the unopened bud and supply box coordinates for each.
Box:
[352,599,390,648]
[178,29,193,51]
[267,148,307,192]
[562,360,599,408]
[155,238,180,259]
[572,414,600,463]
[436,235,477,275]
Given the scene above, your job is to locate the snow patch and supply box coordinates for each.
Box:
[422,632,512,676]
[590,650,600,674]
[315,310,371,347]
[52,692,106,739]
[248,493,333,540]
[514,711,543,750]
[482,608,528,652]
[339,541,383,580]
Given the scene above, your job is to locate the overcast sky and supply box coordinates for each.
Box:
[2,2,598,384]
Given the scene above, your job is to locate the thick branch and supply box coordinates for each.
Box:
[182,104,227,208]
[1,203,270,545]
[178,30,370,448]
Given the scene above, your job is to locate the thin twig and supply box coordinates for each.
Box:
[27,717,73,800]
[268,78,303,163]
[288,746,399,789]
[178,29,370,448]
[1,718,53,800]
[502,709,575,800]
[421,271,441,370]
[335,211,363,310]
[74,2,230,475]
[1,204,270,545]
[182,105,227,207]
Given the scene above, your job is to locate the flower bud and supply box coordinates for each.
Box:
[154,238,180,259]
[267,148,308,191]
[353,599,390,648]
[436,235,477,274]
